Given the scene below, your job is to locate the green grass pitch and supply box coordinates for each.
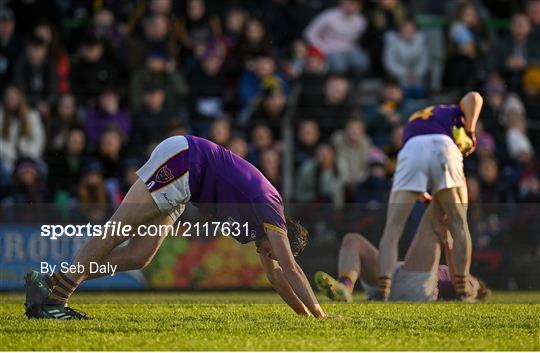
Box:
[1,291,539,351]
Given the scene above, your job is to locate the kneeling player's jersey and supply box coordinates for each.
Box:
[403,104,464,146]
[186,135,286,243]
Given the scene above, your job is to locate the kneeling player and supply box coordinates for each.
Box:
[25,135,326,319]
[315,205,490,302]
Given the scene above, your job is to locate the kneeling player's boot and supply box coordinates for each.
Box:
[24,271,51,313]
[26,304,88,320]
[314,271,353,303]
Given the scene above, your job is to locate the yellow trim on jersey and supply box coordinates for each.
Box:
[263,222,287,236]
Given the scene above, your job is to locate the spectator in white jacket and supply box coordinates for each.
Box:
[0,86,46,172]
[383,19,429,98]
[304,0,370,76]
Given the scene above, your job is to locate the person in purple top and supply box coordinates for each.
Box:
[314,204,491,303]
[376,92,484,301]
[25,135,326,320]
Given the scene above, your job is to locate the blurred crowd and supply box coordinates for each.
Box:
[0,0,539,222]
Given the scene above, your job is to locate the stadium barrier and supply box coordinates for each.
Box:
[1,202,538,292]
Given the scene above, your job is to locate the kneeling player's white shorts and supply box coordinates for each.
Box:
[136,136,191,221]
[392,134,465,193]
[361,262,438,302]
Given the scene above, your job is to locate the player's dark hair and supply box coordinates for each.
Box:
[286,217,308,257]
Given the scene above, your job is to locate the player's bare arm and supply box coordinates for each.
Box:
[459,91,483,134]
[258,253,311,315]
[265,228,326,318]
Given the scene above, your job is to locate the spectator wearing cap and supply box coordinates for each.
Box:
[297,46,329,122]
[331,116,373,197]
[130,49,188,111]
[187,45,226,135]
[355,148,391,205]
[488,13,540,93]
[13,35,58,117]
[304,45,328,77]
[46,125,87,200]
[304,0,370,76]
[70,35,118,106]
[0,85,45,172]
[84,87,131,148]
[238,52,289,108]
[2,157,47,204]
[295,143,345,207]
[298,45,329,92]
[383,19,429,98]
[0,7,23,94]
[131,82,177,154]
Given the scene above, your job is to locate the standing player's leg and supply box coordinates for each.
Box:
[389,205,444,302]
[402,203,443,273]
[377,190,421,299]
[433,185,472,298]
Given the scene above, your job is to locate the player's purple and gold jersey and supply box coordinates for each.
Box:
[185,135,286,243]
[403,104,464,146]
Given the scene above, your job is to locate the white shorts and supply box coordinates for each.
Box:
[392,134,465,193]
[136,136,191,221]
[361,262,438,302]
